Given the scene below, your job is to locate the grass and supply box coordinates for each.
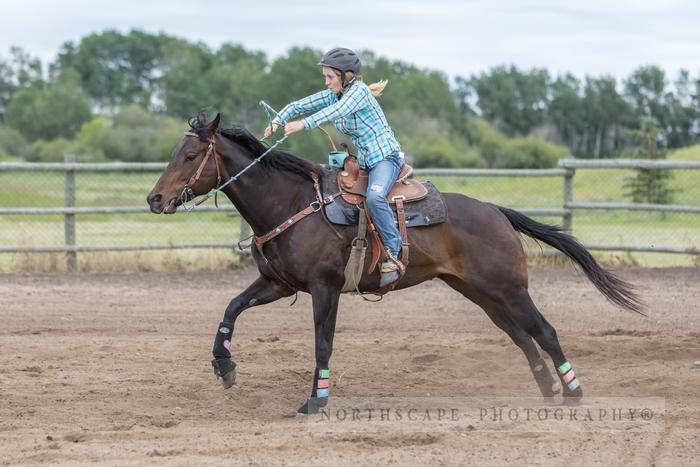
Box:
[10,249,247,274]
[0,165,698,272]
[668,144,700,161]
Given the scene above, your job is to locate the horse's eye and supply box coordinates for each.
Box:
[185,153,197,161]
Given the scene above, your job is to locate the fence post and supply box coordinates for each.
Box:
[563,168,574,232]
[64,154,77,271]
[240,218,251,241]
[239,218,251,249]
[236,217,252,261]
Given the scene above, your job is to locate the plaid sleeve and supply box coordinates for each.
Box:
[302,84,368,129]
[273,90,334,125]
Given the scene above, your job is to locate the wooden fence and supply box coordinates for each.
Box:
[1,158,698,270]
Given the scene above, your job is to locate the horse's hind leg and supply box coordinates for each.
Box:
[441,276,560,400]
[481,304,561,400]
[500,288,583,403]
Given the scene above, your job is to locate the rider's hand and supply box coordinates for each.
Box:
[284,120,305,136]
[264,123,279,138]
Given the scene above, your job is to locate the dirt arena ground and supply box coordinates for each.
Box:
[1,266,698,465]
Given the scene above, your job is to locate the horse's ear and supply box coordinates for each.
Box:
[209,113,221,132]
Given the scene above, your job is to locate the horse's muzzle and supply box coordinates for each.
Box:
[146,192,179,214]
[146,192,163,214]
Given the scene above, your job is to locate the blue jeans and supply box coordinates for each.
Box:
[366,152,404,258]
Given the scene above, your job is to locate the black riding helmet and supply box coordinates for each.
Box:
[319,48,361,87]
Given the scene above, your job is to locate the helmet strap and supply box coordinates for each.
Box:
[340,74,356,94]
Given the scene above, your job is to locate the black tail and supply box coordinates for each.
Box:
[497,205,643,313]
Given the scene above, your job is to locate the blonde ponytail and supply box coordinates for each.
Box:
[367,80,388,97]
[337,69,389,97]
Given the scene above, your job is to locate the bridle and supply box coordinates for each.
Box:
[178,127,291,212]
[180,131,223,210]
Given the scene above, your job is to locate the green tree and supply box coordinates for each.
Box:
[548,74,585,153]
[581,76,633,158]
[623,117,677,206]
[27,137,87,162]
[161,42,218,119]
[624,66,669,131]
[0,125,28,159]
[0,47,44,121]
[664,70,697,148]
[5,73,91,141]
[468,118,508,168]
[8,46,43,87]
[499,135,566,169]
[76,105,183,162]
[469,65,550,136]
[0,58,16,122]
[54,30,168,111]
[390,111,481,168]
[262,47,326,112]
[161,42,268,126]
[215,44,268,123]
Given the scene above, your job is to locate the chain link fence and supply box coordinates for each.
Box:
[0,159,698,272]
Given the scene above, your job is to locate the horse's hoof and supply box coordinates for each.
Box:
[297,397,328,415]
[211,358,237,389]
[562,384,582,404]
[562,395,582,406]
[221,368,236,389]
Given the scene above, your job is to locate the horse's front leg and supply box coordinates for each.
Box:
[297,285,341,415]
[212,275,293,388]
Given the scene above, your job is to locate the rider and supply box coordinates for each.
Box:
[265,47,405,287]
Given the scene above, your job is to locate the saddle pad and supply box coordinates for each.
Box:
[320,165,447,227]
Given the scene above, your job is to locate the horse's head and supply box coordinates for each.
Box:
[147,112,222,214]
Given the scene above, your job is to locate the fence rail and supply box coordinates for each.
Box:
[1,158,698,269]
[558,159,700,169]
[0,206,236,215]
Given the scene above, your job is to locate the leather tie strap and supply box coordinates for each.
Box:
[393,196,410,266]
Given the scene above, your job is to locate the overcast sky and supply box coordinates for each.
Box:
[1,0,699,82]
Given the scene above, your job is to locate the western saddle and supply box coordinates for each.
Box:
[337,156,427,205]
[335,156,426,294]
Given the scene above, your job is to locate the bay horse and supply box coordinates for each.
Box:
[147,112,641,414]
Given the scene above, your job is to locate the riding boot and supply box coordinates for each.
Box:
[379,250,404,287]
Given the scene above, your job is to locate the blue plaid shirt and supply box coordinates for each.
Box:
[273,82,401,169]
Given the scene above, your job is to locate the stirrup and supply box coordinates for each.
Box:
[379,269,400,287]
[379,251,403,288]
[384,250,403,267]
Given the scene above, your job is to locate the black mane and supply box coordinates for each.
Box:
[188,114,321,182]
